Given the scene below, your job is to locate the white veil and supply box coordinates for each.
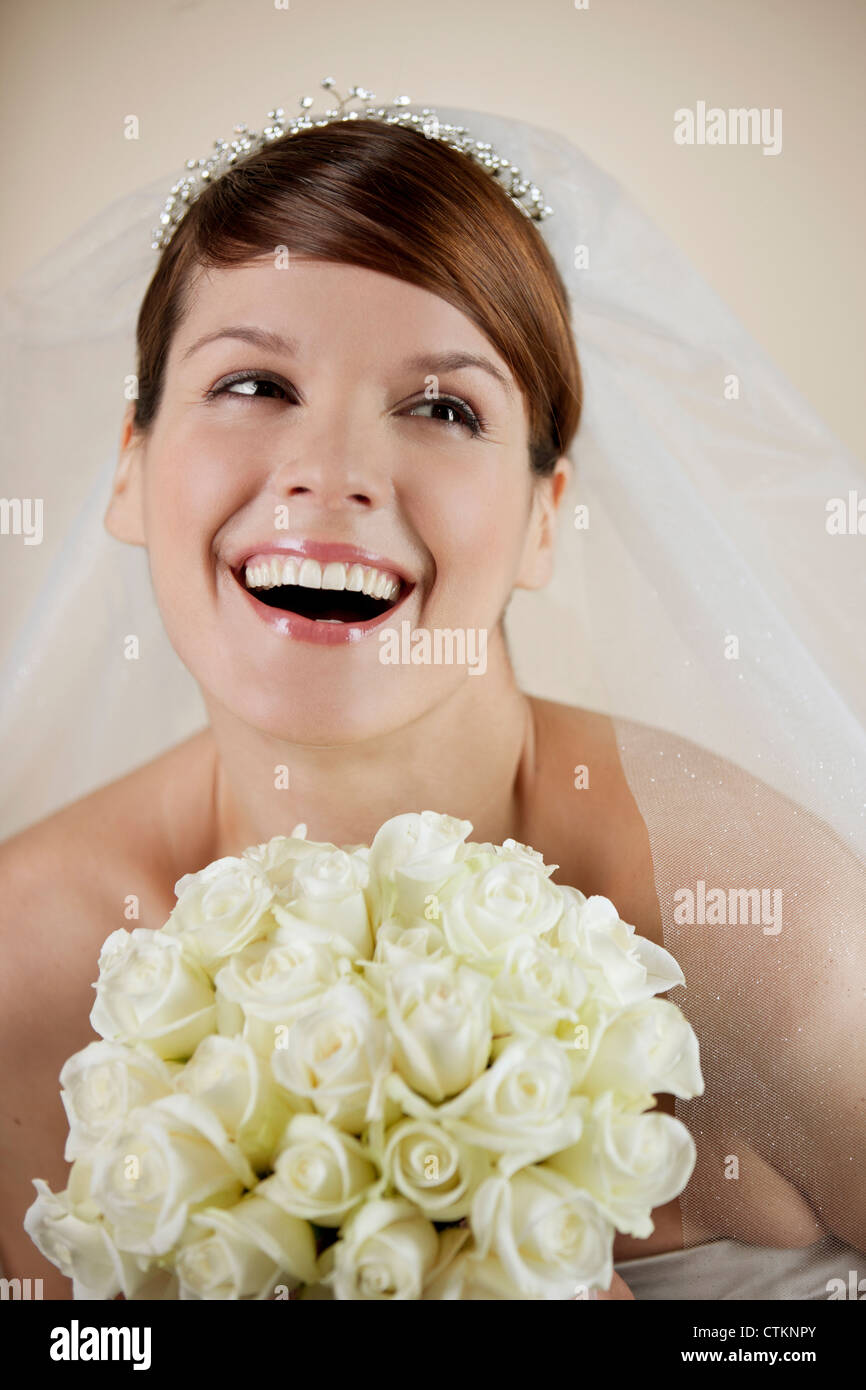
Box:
[2,103,864,1295]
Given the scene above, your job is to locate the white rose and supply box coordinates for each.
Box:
[23,1160,173,1300]
[385,959,492,1102]
[164,856,276,971]
[59,1041,177,1161]
[558,993,621,1089]
[423,1246,534,1299]
[319,1197,441,1300]
[386,1035,586,1178]
[175,1034,294,1172]
[581,997,704,1101]
[270,982,391,1133]
[243,828,322,889]
[90,929,216,1061]
[437,853,566,961]
[367,811,473,922]
[490,933,588,1045]
[545,1093,697,1238]
[214,937,349,1054]
[88,1094,256,1256]
[272,847,373,959]
[379,1118,493,1221]
[551,891,685,1006]
[369,811,473,880]
[176,1191,317,1298]
[471,1168,614,1298]
[258,1114,380,1225]
[362,918,448,998]
[299,1214,471,1304]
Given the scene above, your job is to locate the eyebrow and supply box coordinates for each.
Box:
[403,350,513,399]
[181,326,300,362]
[180,326,514,398]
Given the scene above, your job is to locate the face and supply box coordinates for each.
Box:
[107,256,570,742]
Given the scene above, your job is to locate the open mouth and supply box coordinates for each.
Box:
[237,555,408,626]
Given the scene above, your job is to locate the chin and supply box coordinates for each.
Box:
[209,665,451,747]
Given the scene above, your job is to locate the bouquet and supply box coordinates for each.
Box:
[25,811,703,1299]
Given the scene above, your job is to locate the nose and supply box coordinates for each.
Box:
[271,411,392,512]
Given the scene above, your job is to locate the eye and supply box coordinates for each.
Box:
[206,371,293,402]
[204,374,487,436]
[406,394,486,437]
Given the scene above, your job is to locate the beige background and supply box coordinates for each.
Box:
[1,0,864,459]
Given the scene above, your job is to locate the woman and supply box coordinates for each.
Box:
[1,93,863,1300]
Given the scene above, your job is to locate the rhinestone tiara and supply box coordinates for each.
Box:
[151,77,553,253]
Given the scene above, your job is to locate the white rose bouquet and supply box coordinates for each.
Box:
[24,811,703,1300]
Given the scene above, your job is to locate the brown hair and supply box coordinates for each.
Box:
[134,120,582,473]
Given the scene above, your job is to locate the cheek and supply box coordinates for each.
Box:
[143,429,254,569]
[423,467,531,597]
[141,436,260,656]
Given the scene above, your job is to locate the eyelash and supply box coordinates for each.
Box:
[204,370,489,438]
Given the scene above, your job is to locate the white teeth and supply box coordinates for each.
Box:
[322,562,347,590]
[298,558,322,589]
[243,555,403,602]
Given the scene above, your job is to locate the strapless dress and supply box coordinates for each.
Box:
[613,1233,864,1300]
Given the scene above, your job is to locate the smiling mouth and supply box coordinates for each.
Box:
[238,555,408,625]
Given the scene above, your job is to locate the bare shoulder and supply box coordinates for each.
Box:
[523,697,663,933]
[531,694,864,885]
[526,695,865,1042]
[530,695,865,996]
[0,729,215,1294]
[0,724,217,1092]
[0,728,217,933]
[526,694,622,761]
[525,695,644,812]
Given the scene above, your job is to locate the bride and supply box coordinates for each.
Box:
[1,87,863,1300]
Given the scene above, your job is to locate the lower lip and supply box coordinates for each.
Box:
[230,570,414,645]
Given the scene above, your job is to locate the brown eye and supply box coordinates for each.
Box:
[207,372,292,401]
[408,396,483,436]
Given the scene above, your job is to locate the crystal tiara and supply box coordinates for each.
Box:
[151,77,553,253]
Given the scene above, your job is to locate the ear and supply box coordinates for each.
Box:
[104,402,147,545]
[514,456,573,590]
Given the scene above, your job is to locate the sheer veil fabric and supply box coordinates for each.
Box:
[2,106,864,1297]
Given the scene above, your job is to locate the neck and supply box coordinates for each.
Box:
[202,638,536,858]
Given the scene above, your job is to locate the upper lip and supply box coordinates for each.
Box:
[227,539,415,587]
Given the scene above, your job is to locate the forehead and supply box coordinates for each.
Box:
[171,257,517,388]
